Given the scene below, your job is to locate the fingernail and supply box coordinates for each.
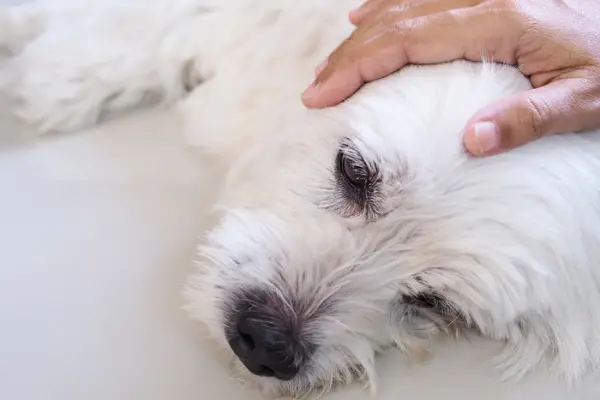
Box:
[315,59,328,76]
[302,80,319,100]
[473,121,501,154]
[348,8,362,21]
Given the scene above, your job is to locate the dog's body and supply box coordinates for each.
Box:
[2,0,600,397]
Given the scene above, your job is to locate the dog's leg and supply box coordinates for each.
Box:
[0,0,220,134]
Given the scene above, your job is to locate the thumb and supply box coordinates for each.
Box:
[463,79,591,156]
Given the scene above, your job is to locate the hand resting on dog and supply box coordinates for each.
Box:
[302,0,600,157]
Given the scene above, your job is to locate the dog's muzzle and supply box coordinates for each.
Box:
[225,289,315,381]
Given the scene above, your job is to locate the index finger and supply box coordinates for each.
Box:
[349,0,390,25]
[302,6,520,109]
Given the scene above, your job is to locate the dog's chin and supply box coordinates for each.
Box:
[222,353,370,399]
[224,360,308,399]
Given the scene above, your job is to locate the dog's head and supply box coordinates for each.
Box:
[184,61,532,397]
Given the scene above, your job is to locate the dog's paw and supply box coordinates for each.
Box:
[3,61,106,133]
[3,46,167,134]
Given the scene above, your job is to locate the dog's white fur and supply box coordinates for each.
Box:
[3,0,600,397]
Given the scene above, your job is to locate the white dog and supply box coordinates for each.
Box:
[2,0,600,398]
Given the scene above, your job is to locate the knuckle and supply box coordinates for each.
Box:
[498,0,519,11]
[521,97,549,140]
[394,18,421,49]
[579,72,600,101]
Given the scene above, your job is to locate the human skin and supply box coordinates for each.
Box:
[301,0,600,157]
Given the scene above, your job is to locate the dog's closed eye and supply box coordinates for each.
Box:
[337,149,369,192]
[391,291,466,341]
[333,139,382,220]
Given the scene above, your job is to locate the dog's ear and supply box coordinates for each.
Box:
[387,289,466,361]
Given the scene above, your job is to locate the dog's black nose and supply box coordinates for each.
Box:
[228,310,301,381]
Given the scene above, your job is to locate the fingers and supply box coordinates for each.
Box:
[302,7,519,108]
[302,24,412,108]
[464,77,600,156]
[349,0,389,25]
[351,0,482,27]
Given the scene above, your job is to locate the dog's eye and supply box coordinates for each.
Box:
[338,152,368,189]
[332,140,382,220]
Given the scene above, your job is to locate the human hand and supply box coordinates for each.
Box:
[301,0,600,156]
